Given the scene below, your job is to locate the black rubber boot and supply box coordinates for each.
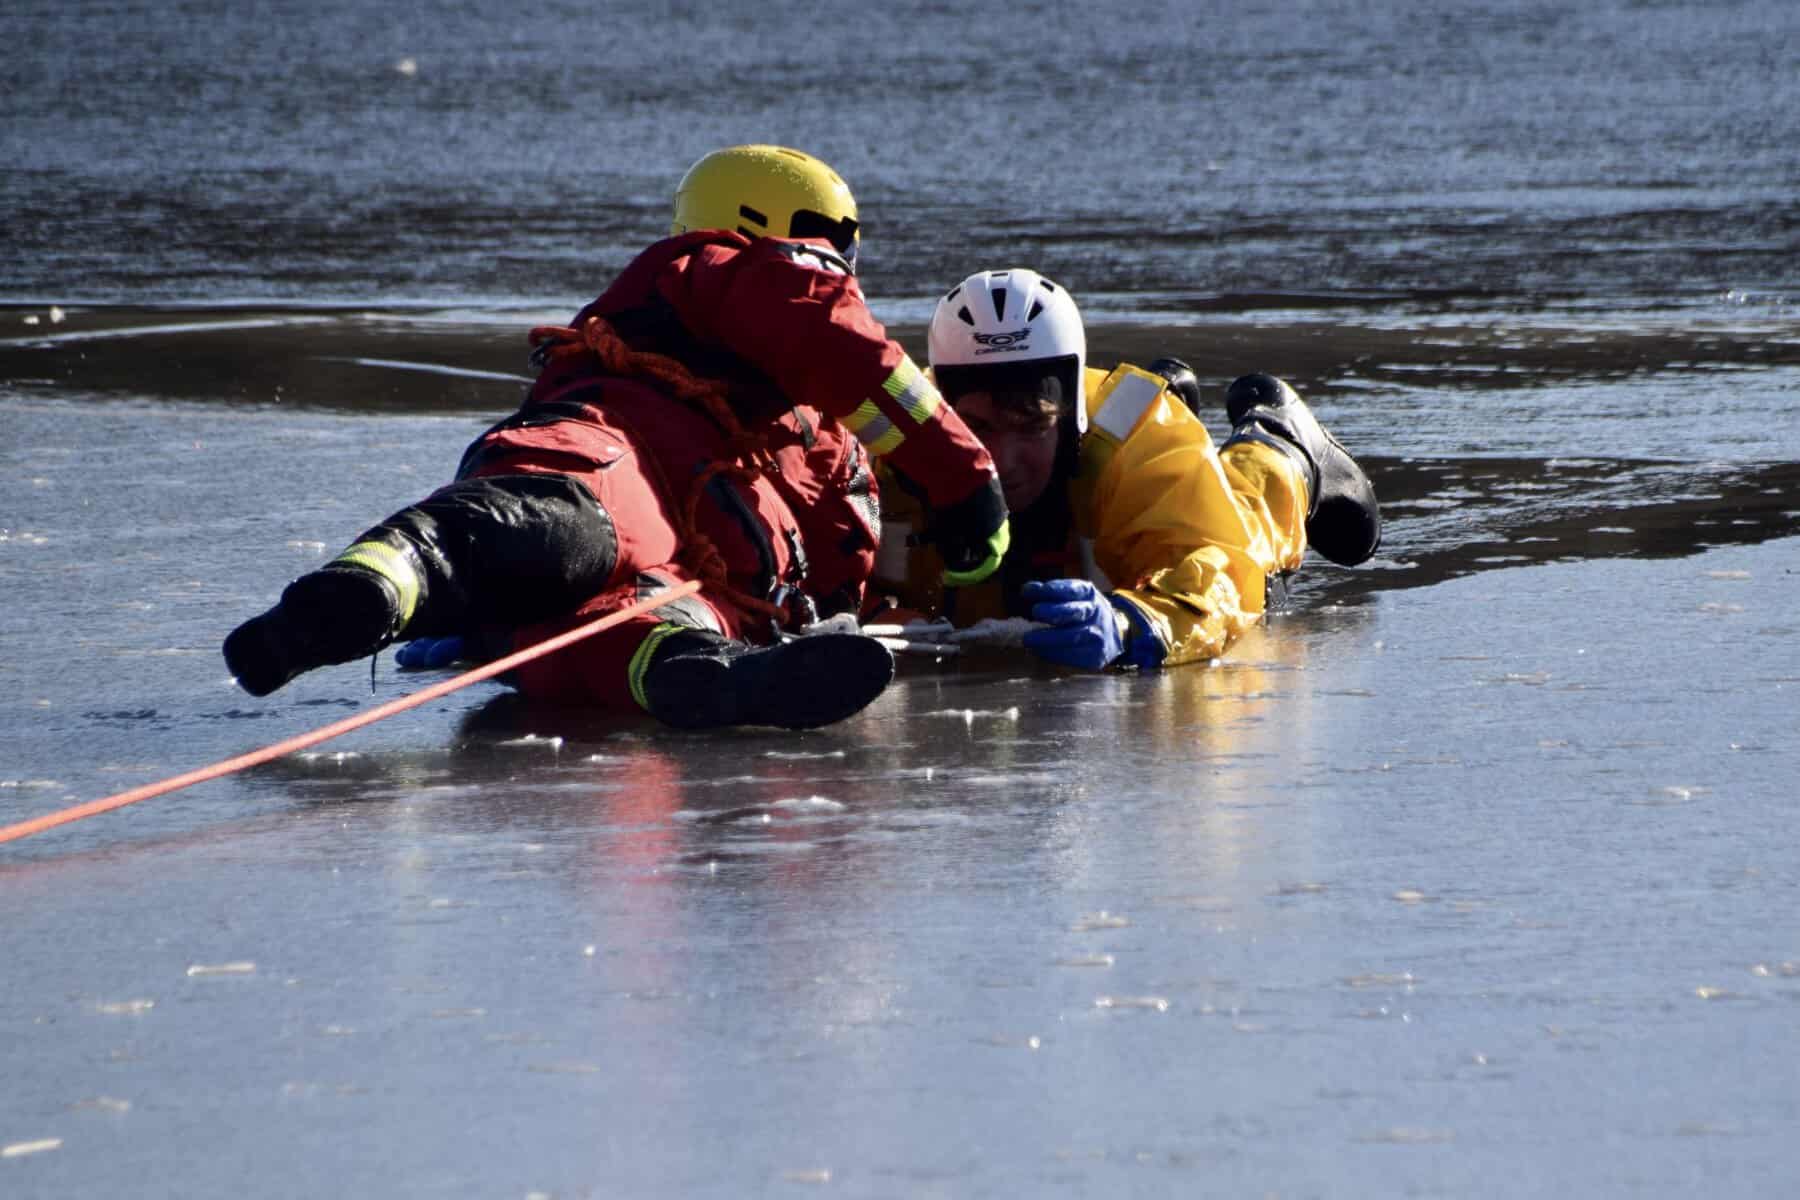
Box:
[223,567,406,696]
[640,630,896,730]
[1146,356,1204,417]
[1222,373,1381,567]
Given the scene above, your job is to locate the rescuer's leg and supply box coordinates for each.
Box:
[224,473,618,696]
[501,568,895,729]
[1219,373,1381,567]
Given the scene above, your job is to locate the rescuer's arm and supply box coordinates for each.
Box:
[655,237,1008,583]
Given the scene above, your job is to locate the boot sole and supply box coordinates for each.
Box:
[652,634,896,730]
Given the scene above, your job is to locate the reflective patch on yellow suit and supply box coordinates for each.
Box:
[843,398,905,456]
[1090,367,1166,442]
[627,621,689,713]
[881,357,942,425]
[329,540,419,626]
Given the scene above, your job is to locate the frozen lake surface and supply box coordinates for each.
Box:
[4,0,1798,1190]
[3,361,1797,1195]
[5,547,1799,1195]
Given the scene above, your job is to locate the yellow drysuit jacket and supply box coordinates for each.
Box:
[871,363,1309,666]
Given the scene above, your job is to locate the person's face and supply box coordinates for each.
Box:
[952,391,1060,513]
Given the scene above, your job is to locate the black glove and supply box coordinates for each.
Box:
[920,476,1010,587]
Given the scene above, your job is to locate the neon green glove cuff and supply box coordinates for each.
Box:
[942,519,1010,587]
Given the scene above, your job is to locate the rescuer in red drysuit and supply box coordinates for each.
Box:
[223,146,1009,728]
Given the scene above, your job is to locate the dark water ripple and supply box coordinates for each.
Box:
[3,0,1796,310]
[4,307,1796,622]
[1333,457,1800,599]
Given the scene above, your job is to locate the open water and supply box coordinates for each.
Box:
[3,0,1799,1196]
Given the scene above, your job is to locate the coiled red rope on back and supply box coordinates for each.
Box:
[527,318,792,626]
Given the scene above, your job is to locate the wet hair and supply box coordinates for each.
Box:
[935,359,1073,431]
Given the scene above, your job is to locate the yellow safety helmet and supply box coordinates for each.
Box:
[671,145,860,269]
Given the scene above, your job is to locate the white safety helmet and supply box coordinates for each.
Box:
[928,268,1088,434]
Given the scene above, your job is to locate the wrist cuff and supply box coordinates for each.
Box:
[1107,592,1166,670]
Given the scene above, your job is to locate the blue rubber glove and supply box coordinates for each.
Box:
[1020,579,1128,669]
[394,635,466,670]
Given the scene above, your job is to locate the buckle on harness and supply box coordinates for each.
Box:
[768,584,819,636]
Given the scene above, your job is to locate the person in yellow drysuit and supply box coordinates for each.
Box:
[868,267,1381,669]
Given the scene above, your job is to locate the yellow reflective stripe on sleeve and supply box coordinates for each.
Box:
[843,398,904,456]
[628,621,689,713]
[843,398,883,435]
[1091,370,1164,442]
[863,423,904,456]
[330,540,419,626]
[881,357,942,425]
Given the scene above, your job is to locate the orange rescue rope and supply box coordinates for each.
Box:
[528,317,794,626]
[0,578,703,847]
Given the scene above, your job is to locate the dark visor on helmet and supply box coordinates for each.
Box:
[934,357,1078,409]
[789,209,859,269]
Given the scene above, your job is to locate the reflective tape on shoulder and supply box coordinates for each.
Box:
[881,357,942,425]
[1091,371,1164,442]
